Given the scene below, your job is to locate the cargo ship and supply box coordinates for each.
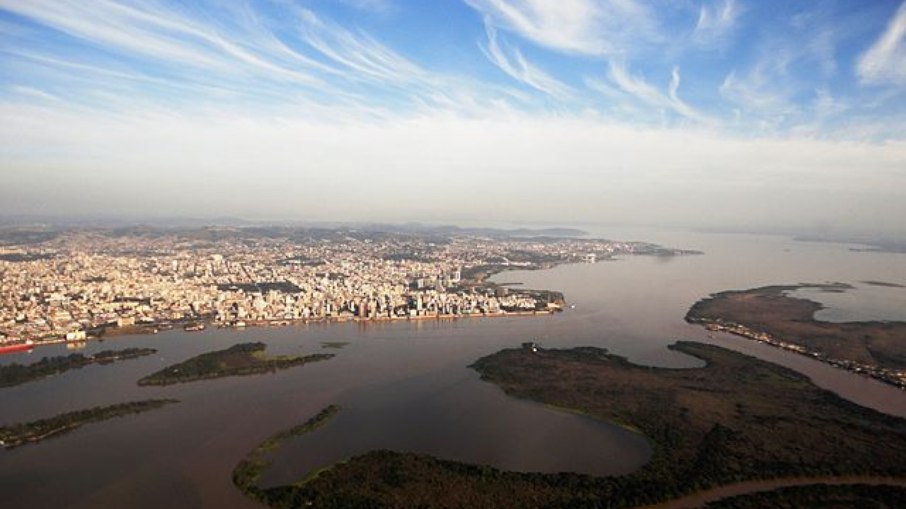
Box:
[0,339,35,355]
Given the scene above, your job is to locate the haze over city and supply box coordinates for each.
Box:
[1,0,905,235]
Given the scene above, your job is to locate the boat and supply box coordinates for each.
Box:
[183,322,206,332]
[0,339,35,355]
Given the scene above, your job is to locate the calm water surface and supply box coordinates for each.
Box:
[1,230,904,508]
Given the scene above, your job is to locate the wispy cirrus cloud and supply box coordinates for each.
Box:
[606,62,714,125]
[1,0,905,233]
[464,0,657,56]
[294,8,426,85]
[715,7,857,133]
[3,0,898,135]
[9,85,62,104]
[692,0,742,47]
[0,0,524,116]
[480,21,572,99]
[857,2,906,86]
[719,68,799,131]
[335,0,395,13]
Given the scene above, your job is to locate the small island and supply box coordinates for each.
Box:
[137,342,334,386]
[0,399,178,448]
[232,342,906,508]
[0,348,157,388]
[685,284,906,388]
[861,280,905,288]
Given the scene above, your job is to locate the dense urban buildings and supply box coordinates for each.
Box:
[0,226,687,345]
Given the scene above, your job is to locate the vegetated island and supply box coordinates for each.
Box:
[233,405,341,503]
[0,399,177,448]
[861,280,906,288]
[685,283,906,389]
[0,348,157,388]
[232,342,906,508]
[137,342,333,386]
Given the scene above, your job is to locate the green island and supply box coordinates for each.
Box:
[861,280,905,288]
[137,342,334,386]
[685,284,906,388]
[235,342,906,508]
[0,348,157,388]
[232,405,341,503]
[0,399,178,448]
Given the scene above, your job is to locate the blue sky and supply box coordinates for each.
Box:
[1,1,905,233]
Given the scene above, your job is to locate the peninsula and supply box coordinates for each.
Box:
[685,284,906,388]
[0,348,156,388]
[232,342,906,508]
[137,342,333,386]
[0,399,178,448]
[233,404,341,503]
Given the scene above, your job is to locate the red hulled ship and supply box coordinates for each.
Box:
[0,339,35,355]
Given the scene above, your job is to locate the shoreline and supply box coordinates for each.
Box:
[685,285,906,391]
[691,318,906,390]
[3,246,699,353]
[6,308,559,353]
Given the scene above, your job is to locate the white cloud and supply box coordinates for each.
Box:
[464,0,656,56]
[0,0,329,85]
[719,66,800,131]
[335,0,394,13]
[480,21,572,98]
[294,8,428,85]
[0,0,528,116]
[857,2,906,85]
[693,0,741,46]
[9,86,62,103]
[813,88,848,120]
[606,62,714,124]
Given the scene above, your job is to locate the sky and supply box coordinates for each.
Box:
[1,0,905,235]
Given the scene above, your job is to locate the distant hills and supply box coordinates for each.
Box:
[0,220,587,246]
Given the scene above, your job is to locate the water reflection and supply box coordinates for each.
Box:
[790,283,906,323]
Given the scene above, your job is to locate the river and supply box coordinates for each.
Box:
[0,229,904,508]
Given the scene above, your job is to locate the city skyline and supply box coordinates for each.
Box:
[2,1,906,235]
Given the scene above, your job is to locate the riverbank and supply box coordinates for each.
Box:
[685,284,906,389]
[6,308,561,356]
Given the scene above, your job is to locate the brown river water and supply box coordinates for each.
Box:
[1,229,904,508]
